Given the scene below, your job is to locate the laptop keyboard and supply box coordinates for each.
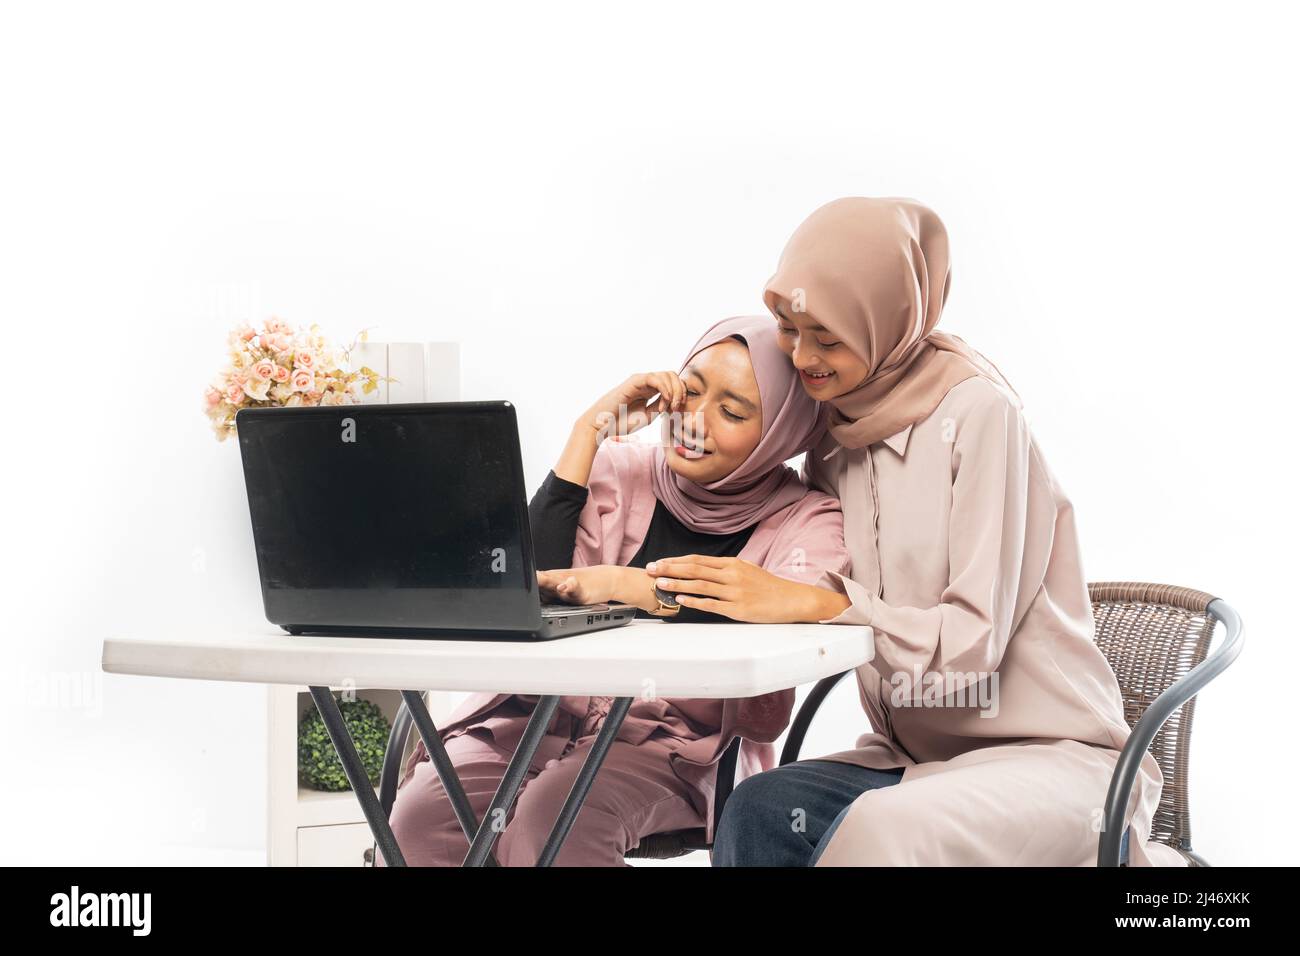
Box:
[541,603,608,617]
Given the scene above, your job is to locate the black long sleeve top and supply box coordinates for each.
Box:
[527,469,757,623]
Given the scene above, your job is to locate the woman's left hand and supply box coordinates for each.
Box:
[645,554,831,623]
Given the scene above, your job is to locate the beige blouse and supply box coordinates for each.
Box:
[803,375,1185,866]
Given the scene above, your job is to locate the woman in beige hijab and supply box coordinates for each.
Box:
[648,196,1185,866]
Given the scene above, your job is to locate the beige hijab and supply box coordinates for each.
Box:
[762,196,1021,602]
[762,196,1020,449]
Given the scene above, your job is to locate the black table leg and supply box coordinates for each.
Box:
[535,696,632,867]
[308,685,406,868]
[398,690,499,866]
[332,689,631,869]
[462,695,560,867]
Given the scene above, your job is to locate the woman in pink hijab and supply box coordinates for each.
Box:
[380,315,851,866]
[653,197,1184,866]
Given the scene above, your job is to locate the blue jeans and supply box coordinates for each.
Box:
[711,759,1132,865]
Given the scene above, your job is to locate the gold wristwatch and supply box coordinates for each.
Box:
[653,583,681,616]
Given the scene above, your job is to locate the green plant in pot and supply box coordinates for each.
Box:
[298,696,391,792]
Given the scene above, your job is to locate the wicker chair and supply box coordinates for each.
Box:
[772,581,1243,867]
[375,582,1241,866]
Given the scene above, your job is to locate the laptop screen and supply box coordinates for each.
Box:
[236,402,541,631]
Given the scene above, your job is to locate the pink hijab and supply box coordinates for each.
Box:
[648,315,826,534]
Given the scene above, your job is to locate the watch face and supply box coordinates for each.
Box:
[653,585,681,608]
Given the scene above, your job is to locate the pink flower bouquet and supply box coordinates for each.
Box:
[202,317,391,442]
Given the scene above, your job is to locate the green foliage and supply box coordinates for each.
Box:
[298,696,391,792]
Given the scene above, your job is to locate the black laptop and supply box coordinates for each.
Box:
[234,400,635,639]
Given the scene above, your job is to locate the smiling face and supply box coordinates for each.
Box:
[663,338,764,483]
[771,296,871,400]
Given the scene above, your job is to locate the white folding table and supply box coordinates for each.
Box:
[101,619,873,866]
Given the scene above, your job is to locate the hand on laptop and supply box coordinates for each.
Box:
[537,566,667,615]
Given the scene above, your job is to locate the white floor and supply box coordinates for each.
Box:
[54,844,711,867]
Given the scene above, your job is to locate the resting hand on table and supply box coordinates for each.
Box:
[644,554,851,624]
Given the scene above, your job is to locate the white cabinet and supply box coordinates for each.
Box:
[299,822,387,866]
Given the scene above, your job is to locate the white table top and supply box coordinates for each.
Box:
[101,619,874,698]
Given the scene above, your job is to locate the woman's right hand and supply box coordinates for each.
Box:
[554,371,686,487]
[538,565,669,615]
[577,371,687,441]
[537,566,621,605]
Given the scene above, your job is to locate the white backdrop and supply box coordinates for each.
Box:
[2,1,1294,865]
